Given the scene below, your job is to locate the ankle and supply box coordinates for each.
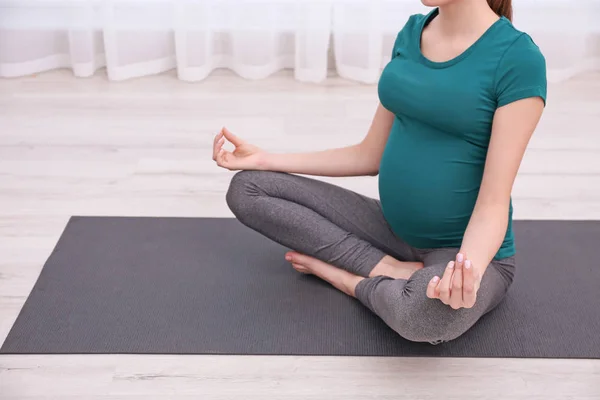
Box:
[343,275,364,297]
[369,256,423,280]
[369,256,399,278]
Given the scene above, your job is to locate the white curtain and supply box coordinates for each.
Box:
[1,0,599,83]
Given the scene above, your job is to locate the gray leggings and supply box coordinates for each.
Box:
[226,170,516,344]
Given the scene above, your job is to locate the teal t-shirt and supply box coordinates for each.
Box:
[378,8,547,259]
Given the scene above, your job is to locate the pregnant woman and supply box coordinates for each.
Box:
[213,0,546,344]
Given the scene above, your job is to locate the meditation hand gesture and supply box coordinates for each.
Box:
[426,253,481,310]
[213,127,265,171]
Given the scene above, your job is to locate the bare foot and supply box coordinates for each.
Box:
[285,252,363,297]
[370,255,423,280]
[285,251,320,275]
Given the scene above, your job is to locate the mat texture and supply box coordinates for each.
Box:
[2,217,599,358]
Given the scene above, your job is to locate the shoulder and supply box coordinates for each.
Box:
[496,22,546,71]
[406,12,429,28]
[493,22,547,106]
[390,12,428,58]
[393,13,427,45]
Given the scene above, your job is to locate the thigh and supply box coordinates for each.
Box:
[232,170,416,261]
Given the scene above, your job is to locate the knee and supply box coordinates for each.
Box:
[226,170,254,216]
[393,269,464,344]
[393,304,455,344]
[395,308,459,344]
[225,170,270,219]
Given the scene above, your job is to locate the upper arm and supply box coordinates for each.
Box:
[478,35,547,206]
[479,98,544,206]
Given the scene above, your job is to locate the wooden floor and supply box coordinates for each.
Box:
[1,69,599,399]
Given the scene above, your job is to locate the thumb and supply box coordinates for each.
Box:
[222,127,244,147]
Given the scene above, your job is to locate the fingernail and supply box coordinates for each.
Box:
[432,276,440,283]
[285,255,292,261]
[448,261,455,269]
[457,253,464,262]
[465,260,471,269]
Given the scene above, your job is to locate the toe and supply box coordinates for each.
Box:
[285,251,298,262]
[287,252,313,264]
[292,263,311,274]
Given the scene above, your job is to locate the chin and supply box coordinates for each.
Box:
[421,0,456,6]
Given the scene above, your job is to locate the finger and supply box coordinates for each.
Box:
[450,259,463,309]
[462,259,477,308]
[216,149,232,169]
[212,129,224,159]
[215,149,224,166]
[214,129,224,145]
[213,137,225,161]
[213,129,223,148]
[437,261,454,304]
[426,276,440,298]
[212,130,224,160]
[455,252,465,270]
[222,127,244,147]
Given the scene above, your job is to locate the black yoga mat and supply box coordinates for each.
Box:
[2,217,599,358]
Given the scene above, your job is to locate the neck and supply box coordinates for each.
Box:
[436,0,499,35]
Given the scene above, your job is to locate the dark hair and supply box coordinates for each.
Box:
[487,0,512,21]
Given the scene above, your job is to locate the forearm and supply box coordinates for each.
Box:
[459,202,509,274]
[258,144,378,177]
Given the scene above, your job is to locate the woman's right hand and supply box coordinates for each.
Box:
[212,127,266,171]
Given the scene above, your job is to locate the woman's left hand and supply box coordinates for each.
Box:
[426,253,481,310]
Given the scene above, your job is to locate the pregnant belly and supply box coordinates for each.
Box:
[378,136,484,249]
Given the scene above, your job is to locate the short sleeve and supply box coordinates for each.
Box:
[391,31,402,60]
[390,14,421,60]
[495,34,547,108]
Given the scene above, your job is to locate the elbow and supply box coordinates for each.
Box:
[355,142,381,177]
[363,160,380,176]
[368,157,382,176]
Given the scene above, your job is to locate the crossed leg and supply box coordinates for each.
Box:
[226,170,423,279]
[226,171,515,343]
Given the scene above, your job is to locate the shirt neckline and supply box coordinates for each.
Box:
[416,8,507,69]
